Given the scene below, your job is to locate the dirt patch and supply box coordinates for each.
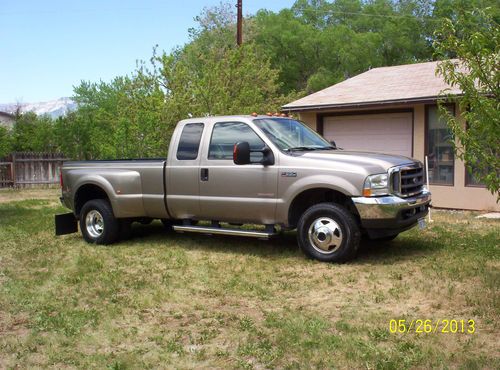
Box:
[0,311,30,337]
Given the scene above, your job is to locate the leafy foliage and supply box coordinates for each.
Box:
[434,8,499,197]
[253,0,434,93]
[0,126,12,158]
[67,74,167,159]
[12,112,57,152]
[152,43,291,118]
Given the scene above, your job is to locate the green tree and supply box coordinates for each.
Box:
[68,72,167,159]
[434,9,499,197]
[0,126,12,158]
[12,112,56,152]
[153,43,290,118]
[253,0,436,94]
[54,112,93,160]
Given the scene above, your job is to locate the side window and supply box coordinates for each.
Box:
[176,123,204,160]
[208,122,265,160]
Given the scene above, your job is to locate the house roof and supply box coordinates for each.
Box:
[0,111,14,118]
[0,111,15,129]
[283,60,462,111]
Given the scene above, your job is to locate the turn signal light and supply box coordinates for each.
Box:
[362,188,372,197]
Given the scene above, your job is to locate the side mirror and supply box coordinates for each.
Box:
[329,140,337,148]
[233,141,275,166]
[233,141,251,165]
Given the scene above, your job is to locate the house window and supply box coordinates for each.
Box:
[425,105,454,185]
[465,162,487,187]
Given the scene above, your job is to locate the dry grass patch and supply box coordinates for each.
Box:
[0,187,59,203]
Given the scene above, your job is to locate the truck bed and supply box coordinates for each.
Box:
[64,158,166,166]
[61,158,168,219]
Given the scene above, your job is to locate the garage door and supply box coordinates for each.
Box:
[323,112,413,157]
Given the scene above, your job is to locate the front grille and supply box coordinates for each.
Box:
[390,164,425,197]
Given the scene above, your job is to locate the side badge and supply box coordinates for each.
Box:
[281,172,297,177]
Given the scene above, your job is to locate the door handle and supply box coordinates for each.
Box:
[200,168,209,181]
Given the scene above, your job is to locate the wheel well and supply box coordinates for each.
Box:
[74,184,110,217]
[288,188,359,228]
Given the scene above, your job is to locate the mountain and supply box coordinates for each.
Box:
[0,97,77,119]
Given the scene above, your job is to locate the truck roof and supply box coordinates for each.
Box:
[179,115,293,124]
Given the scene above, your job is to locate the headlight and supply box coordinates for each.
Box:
[363,173,389,196]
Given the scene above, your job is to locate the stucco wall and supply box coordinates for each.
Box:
[294,105,499,211]
[297,112,316,130]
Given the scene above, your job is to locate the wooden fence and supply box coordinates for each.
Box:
[0,152,67,188]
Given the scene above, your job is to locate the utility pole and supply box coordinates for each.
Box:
[236,0,242,46]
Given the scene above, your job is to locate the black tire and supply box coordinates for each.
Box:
[80,199,119,245]
[297,203,360,263]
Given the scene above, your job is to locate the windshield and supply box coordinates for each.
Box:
[253,118,334,151]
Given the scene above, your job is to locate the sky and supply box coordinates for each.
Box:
[0,0,294,103]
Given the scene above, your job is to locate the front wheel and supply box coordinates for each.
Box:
[297,203,360,263]
[80,199,119,244]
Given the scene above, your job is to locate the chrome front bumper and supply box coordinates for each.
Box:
[352,190,431,220]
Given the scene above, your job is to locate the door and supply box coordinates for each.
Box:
[323,112,413,157]
[198,121,278,224]
[167,122,205,219]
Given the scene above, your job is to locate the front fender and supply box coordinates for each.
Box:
[276,174,361,225]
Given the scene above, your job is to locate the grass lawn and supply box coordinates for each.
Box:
[0,189,498,369]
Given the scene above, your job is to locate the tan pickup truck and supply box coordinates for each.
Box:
[56,115,431,262]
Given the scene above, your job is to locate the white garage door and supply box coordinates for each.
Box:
[323,112,413,157]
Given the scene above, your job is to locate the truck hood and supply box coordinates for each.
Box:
[297,150,416,173]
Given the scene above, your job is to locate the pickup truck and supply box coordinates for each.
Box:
[56,115,431,262]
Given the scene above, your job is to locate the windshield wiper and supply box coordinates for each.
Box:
[314,146,337,150]
[285,146,336,152]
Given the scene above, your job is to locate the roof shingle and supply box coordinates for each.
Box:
[283,60,462,111]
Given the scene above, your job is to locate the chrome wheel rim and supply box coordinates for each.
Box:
[85,210,104,238]
[307,217,343,254]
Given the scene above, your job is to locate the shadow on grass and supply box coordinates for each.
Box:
[0,202,444,264]
[113,222,443,264]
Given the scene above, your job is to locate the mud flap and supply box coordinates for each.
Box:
[55,213,78,235]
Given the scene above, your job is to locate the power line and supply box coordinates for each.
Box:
[287,8,441,22]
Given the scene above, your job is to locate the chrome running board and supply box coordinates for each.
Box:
[173,225,276,239]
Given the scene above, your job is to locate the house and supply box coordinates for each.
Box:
[283,60,498,211]
[0,111,15,129]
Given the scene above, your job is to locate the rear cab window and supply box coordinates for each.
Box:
[176,123,204,160]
